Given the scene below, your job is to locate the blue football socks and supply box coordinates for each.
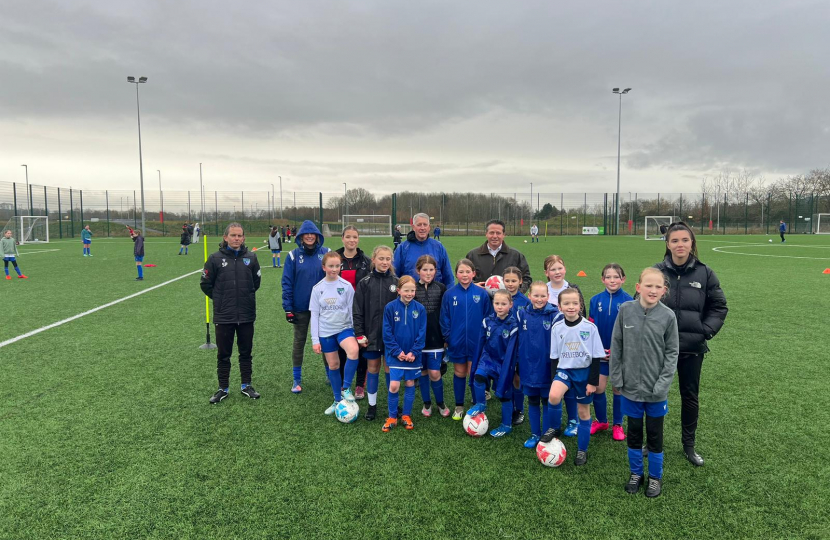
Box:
[342,358,358,390]
[565,394,577,423]
[513,387,524,413]
[594,391,608,424]
[577,417,592,451]
[431,379,444,405]
[501,399,513,426]
[137,265,143,278]
[453,374,466,406]
[628,447,644,475]
[528,401,541,436]
[328,369,342,402]
[3,267,8,277]
[388,389,400,418]
[292,366,302,385]
[403,385,416,416]
[419,373,431,404]
[472,378,487,406]
[613,394,623,425]
[179,248,183,254]
[648,451,664,479]
[548,401,563,431]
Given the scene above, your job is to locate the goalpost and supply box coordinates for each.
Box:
[1,216,50,244]
[813,214,830,234]
[644,216,678,240]
[342,215,392,237]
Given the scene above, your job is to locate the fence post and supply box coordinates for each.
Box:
[215,191,219,236]
[560,193,564,236]
[44,186,48,229]
[657,193,661,215]
[745,192,749,234]
[722,193,727,235]
[161,190,165,237]
[795,194,799,234]
[13,183,18,217]
[80,190,84,226]
[57,187,62,239]
[106,191,110,237]
[69,189,75,238]
[700,193,705,234]
[241,191,245,231]
[679,193,683,223]
[766,192,771,234]
[133,190,138,229]
[318,192,323,230]
[603,193,608,234]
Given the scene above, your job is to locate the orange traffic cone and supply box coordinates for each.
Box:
[823,268,830,274]
[577,270,587,277]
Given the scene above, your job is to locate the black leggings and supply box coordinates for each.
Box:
[627,415,664,454]
[4,260,19,268]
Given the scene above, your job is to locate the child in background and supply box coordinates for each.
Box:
[131,228,144,281]
[82,225,93,256]
[540,288,606,466]
[2,230,27,280]
[415,255,449,418]
[179,225,191,255]
[515,282,561,447]
[543,255,585,436]
[503,266,529,426]
[440,259,492,420]
[467,290,519,437]
[610,268,679,498]
[310,252,361,416]
[381,276,426,431]
[588,263,634,441]
[268,226,282,267]
[353,245,398,421]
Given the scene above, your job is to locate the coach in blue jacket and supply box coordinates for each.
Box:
[394,213,454,288]
[281,220,330,393]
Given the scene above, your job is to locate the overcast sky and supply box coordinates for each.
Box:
[1,0,828,197]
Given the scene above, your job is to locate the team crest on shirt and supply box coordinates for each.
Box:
[394,311,400,322]
[337,288,344,295]
[299,255,304,264]
[453,296,458,306]
[543,321,551,330]
[221,259,227,267]
[502,329,509,338]
[579,331,590,341]
[243,258,250,266]
[472,295,481,303]
[318,254,323,260]
[597,302,603,313]
[412,311,419,319]
[389,285,397,292]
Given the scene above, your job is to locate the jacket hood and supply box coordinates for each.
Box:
[527,302,558,315]
[406,230,418,243]
[660,254,699,274]
[220,243,249,256]
[295,220,324,250]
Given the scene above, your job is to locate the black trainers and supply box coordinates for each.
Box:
[574,450,588,466]
[684,446,704,467]
[365,404,377,421]
[241,385,260,399]
[135,277,143,281]
[210,389,228,404]
[539,427,562,443]
[512,410,525,426]
[645,476,662,498]
[625,473,644,494]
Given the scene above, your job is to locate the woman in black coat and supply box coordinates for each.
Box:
[656,222,728,467]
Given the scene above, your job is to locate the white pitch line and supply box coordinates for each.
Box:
[711,244,830,260]
[16,249,61,255]
[0,269,202,350]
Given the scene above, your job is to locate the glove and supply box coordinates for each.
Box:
[285,312,295,324]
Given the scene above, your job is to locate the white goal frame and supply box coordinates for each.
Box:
[342,215,392,237]
[813,214,830,234]
[2,216,50,244]
[644,216,678,240]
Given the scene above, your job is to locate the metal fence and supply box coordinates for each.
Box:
[0,180,827,238]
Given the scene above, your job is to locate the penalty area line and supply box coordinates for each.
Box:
[0,269,202,350]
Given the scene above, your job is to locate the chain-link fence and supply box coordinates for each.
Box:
[1,180,827,238]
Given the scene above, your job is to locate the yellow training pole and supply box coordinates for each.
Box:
[200,235,217,349]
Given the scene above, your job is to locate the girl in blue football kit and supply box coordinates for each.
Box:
[516,281,562,448]
[415,255,449,418]
[310,252,361,417]
[440,259,492,420]
[588,263,634,441]
[382,275,427,432]
[466,290,519,437]
[503,266,530,427]
[540,288,606,467]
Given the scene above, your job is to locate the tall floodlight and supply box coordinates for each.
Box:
[127,76,149,236]
[612,87,632,235]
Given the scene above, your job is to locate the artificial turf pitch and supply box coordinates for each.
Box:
[1,234,829,540]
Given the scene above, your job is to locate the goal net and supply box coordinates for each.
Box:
[644,216,678,240]
[2,216,50,244]
[342,215,392,237]
[813,214,830,234]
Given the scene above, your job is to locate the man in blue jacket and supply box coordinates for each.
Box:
[281,220,330,393]
[394,213,454,288]
[779,220,786,243]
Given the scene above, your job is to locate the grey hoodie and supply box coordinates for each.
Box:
[609,300,679,403]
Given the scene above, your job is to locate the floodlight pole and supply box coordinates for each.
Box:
[343,183,348,219]
[21,164,29,215]
[199,163,205,225]
[613,87,631,235]
[279,176,283,219]
[127,76,148,236]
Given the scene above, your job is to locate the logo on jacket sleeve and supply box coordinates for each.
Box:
[389,285,397,292]
[579,331,590,341]
[243,258,250,266]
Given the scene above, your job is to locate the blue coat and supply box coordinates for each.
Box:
[394,231,454,288]
[440,283,492,361]
[510,291,531,318]
[516,303,562,388]
[471,313,519,399]
[281,221,330,312]
[589,289,634,350]
[383,298,427,369]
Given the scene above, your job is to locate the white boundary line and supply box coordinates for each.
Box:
[0,269,202,350]
[711,244,830,261]
[15,249,61,255]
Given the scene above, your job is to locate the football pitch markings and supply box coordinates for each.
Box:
[711,243,830,260]
[0,268,202,350]
[15,248,61,255]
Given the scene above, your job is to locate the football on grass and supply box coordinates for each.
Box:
[334,400,359,423]
[536,437,567,467]
[484,275,506,297]
[462,412,489,437]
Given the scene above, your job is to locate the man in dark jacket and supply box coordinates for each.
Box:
[466,219,532,293]
[393,226,402,249]
[201,222,262,404]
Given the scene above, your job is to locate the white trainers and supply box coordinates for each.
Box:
[421,405,433,417]
[342,388,356,403]
[324,401,337,415]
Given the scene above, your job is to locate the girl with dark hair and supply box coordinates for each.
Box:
[655,222,728,467]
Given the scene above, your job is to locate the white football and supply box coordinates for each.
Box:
[769,239,773,243]
[484,275,506,297]
[524,240,528,243]
[334,400,359,423]
[536,437,567,467]
[462,412,489,437]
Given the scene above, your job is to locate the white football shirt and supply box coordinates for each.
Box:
[309,276,355,345]
[550,317,606,370]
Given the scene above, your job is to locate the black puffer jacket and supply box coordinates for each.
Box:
[353,269,398,352]
[655,255,728,354]
[200,244,261,324]
[415,280,447,350]
[336,247,371,289]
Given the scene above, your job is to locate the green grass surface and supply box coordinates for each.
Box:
[2,233,829,539]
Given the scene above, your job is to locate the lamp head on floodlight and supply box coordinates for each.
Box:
[612,87,632,95]
[127,76,135,82]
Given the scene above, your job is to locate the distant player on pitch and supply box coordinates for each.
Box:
[82,225,93,256]
[2,230,27,280]
[130,228,144,281]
